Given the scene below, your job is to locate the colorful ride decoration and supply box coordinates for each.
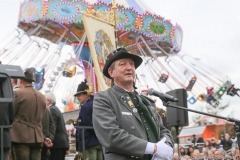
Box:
[226,84,240,97]
[81,60,98,94]
[14,0,239,109]
[63,98,75,112]
[72,42,98,94]
[197,94,206,102]
[206,95,219,108]
[188,96,197,105]
[206,87,214,96]
[186,75,197,91]
[158,73,168,83]
[32,67,45,90]
[18,0,183,56]
[62,65,76,77]
[215,80,230,99]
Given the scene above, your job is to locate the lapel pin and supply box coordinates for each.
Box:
[133,108,138,113]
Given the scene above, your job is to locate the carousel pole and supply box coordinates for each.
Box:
[112,0,117,49]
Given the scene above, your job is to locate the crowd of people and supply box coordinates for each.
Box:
[173,134,239,160]
[0,68,69,160]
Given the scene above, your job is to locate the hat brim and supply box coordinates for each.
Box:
[74,90,92,96]
[22,77,35,82]
[74,91,87,96]
[103,51,142,79]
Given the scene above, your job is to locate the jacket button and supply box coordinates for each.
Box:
[131,156,134,158]
[131,126,135,130]
[143,138,146,140]
[136,157,139,159]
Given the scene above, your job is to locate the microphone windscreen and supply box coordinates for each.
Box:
[148,88,154,95]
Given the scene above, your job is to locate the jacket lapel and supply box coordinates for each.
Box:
[112,85,142,122]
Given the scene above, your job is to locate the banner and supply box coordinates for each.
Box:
[82,15,116,92]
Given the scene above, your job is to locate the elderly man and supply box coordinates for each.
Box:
[93,48,174,160]
[10,68,48,160]
[45,92,69,160]
[41,107,55,160]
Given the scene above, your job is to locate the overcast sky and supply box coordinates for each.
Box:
[0,0,239,120]
[145,0,240,119]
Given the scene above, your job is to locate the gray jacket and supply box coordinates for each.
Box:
[93,85,174,160]
[42,107,55,141]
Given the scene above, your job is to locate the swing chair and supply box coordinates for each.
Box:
[215,80,230,99]
[63,65,76,78]
[32,67,45,90]
[158,70,169,83]
[188,96,198,104]
[185,75,197,91]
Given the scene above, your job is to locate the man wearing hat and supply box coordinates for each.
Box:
[93,48,174,160]
[10,67,49,160]
[75,80,102,160]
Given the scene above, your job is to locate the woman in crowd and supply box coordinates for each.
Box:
[202,140,212,152]
[180,146,186,156]
[187,146,195,157]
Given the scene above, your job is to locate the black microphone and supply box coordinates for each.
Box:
[148,88,178,102]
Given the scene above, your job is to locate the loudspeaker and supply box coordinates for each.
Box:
[0,73,14,104]
[166,88,189,127]
[0,64,24,104]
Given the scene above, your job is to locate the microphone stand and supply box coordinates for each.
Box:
[162,101,240,148]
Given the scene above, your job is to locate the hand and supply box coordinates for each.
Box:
[44,138,53,148]
[152,137,173,160]
[46,149,51,156]
[66,150,70,155]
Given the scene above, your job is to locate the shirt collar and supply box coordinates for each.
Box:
[114,84,135,93]
[81,98,90,106]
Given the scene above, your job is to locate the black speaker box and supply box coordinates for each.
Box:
[166,88,189,127]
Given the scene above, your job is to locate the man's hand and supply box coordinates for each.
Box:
[66,150,70,155]
[46,149,51,156]
[152,137,173,160]
[44,138,53,148]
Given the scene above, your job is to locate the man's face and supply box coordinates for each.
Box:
[46,99,51,106]
[214,150,223,160]
[76,93,88,104]
[17,79,23,88]
[225,133,230,140]
[11,79,14,87]
[108,58,135,86]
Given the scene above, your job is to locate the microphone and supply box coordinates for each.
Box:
[148,88,178,102]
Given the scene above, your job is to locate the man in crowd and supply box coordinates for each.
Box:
[45,92,69,160]
[93,48,174,160]
[10,67,47,160]
[220,133,233,151]
[41,107,55,160]
[11,79,18,90]
[74,80,102,160]
[211,137,220,149]
[192,134,204,145]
